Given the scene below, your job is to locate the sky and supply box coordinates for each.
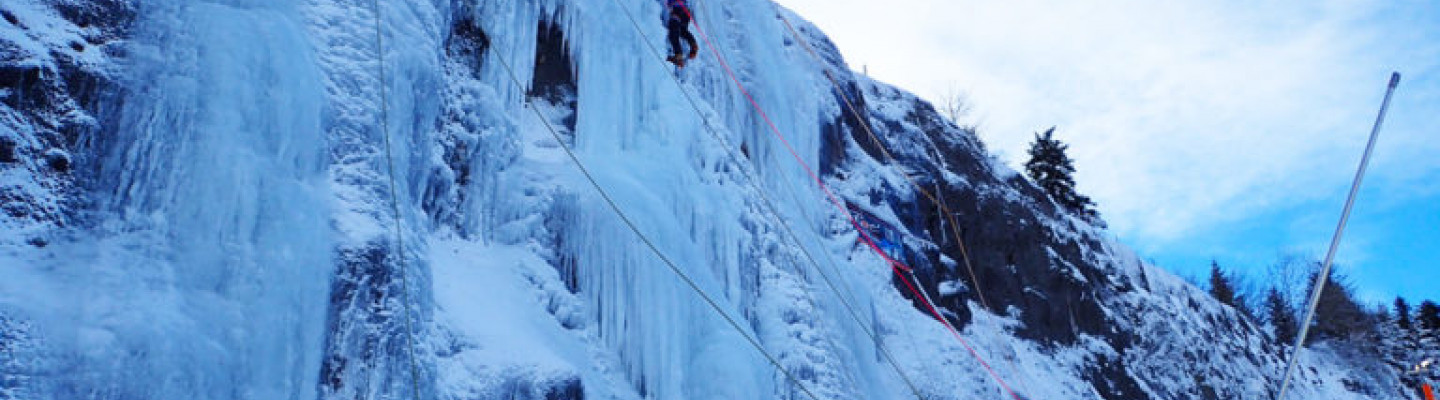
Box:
[773,0,1440,306]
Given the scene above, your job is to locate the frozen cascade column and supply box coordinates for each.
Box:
[547,0,867,398]
[302,0,447,399]
[45,0,333,399]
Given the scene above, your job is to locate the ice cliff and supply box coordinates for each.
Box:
[0,0,1415,399]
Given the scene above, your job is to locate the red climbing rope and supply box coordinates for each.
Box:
[682,7,1023,400]
[680,7,908,274]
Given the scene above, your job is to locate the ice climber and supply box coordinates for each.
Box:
[662,0,698,67]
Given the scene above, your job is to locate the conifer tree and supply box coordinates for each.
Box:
[1266,286,1298,345]
[1396,297,1413,331]
[1418,300,1440,331]
[1311,269,1370,341]
[1208,260,1238,307]
[1024,127,1099,220]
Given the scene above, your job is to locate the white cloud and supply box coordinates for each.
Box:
[776,0,1440,245]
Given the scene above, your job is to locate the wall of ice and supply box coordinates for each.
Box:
[4,1,332,399]
[0,0,1410,399]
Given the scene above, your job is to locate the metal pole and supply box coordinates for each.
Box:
[1275,72,1401,400]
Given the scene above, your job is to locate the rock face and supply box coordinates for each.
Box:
[782,11,1404,398]
[0,0,132,247]
[826,70,1401,400]
[2,2,132,398]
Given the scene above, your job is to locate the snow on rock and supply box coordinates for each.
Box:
[0,0,128,248]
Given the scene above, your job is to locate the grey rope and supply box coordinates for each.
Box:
[368,1,425,399]
[772,12,994,316]
[607,0,927,398]
[772,12,1035,392]
[489,42,825,400]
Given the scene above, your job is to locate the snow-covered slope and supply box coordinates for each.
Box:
[0,0,1416,399]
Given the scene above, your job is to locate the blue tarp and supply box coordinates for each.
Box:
[849,204,904,260]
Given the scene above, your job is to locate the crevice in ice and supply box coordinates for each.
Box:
[530,16,576,136]
[445,9,489,80]
[546,194,581,294]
